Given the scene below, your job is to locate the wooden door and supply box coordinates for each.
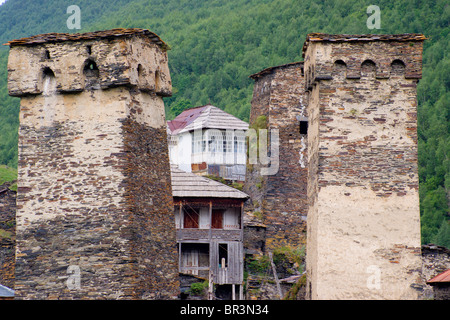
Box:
[184,207,199,228]
[182,248,199,275]
[211,209,224,229]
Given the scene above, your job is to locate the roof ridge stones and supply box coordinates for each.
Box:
[4,28,170,50]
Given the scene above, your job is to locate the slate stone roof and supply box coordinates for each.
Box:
[302,33,426,56]
[4,28,169,50]
[249,61,303,80]
[171,166,248,199]
[167,105,248,135]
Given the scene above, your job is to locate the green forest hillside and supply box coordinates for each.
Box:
[0,0,448,246]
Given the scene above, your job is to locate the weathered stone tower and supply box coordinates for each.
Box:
[6,28,179,299]
[246,62,308,252]
[303,33,425,299]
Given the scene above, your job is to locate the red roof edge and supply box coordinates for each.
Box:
[167,105,209,134]
[427,269,450,284]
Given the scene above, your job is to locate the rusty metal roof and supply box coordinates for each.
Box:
[427,269,450,284]
[302,33,427,56]
[249,61,303,80]
[4,28,169,50]
[167,105,209,135]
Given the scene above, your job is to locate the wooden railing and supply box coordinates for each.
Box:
[176,228,242,241]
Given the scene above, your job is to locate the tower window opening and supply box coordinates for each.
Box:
[42,67,56,95]
[299,120,308,135]
[391,59,406,76]
[42,67,55,78]
[83,60,99,77]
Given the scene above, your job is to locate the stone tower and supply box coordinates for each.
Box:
[245,62,308,252]
[6,28,179,299]
[303,33,425,299]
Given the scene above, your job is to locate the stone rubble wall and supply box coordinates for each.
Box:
[305,39,424,300]
[8,33,178,299]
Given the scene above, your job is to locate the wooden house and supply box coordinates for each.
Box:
[171,167,249,299]
[167,105,248,181]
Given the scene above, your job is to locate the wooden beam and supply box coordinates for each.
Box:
[232,284,236,300]
[269,252,282,299]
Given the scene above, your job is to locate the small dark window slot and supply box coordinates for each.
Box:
[83,60,99,78]
[300,121,308,135]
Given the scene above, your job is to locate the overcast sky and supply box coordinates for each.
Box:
[0,0,7,6]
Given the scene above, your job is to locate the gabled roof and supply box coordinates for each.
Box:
[171,166,248,199]
[427,269,450,284]
[167,105,248,135]
[249,61,303,80]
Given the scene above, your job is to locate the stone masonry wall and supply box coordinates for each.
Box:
[122,116,179,299]
[246,62,307,252]
[304,36,424,299]
[0,183,16,289]
[7,30,178,299]
[419,245,450,299]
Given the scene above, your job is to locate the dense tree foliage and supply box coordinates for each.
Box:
[0,0,448,245]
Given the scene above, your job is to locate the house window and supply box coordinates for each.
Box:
[207,129,223,153]
[181,243,210,277]
[234,131,245,154]
[183,207,200,228]
[225,131,233,153]
[169,134,178,147]
[192,131,203,154]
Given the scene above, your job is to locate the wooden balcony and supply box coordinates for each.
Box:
[176,228,242,241]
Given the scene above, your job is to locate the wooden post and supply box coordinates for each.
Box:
[269,252,282,299]
[240,202,244,241]
[232,284,236,300]
[179,202,183,229]
[209,201,212,240]
[179,242,182,274]
[178,203,182,274]
[208,269,214,300]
